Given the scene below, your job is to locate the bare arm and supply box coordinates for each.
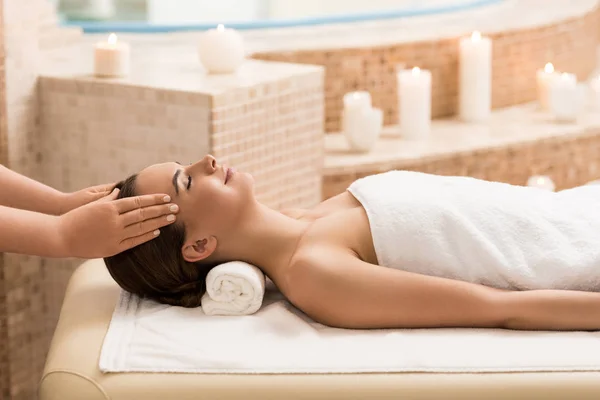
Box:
[290,249,600,331]
[289,248,505,329]
[0,164,65,215]
[0,193,178,258]
[0,205,67,257]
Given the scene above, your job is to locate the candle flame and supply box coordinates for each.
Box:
[217,24,225,32]
[561,72,571,80]
[471,31,481,41]
[411,67,421,76]
[107,33,118,45]
[536,177,546,185]
[544,63,554,73]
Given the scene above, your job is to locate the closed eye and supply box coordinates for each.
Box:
[187,175,192,190]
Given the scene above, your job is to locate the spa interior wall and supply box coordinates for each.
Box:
[0,1,599,399]
[0,0,10,397]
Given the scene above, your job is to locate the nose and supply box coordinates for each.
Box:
[190,154,217,174]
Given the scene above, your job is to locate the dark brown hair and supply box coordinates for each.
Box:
[103,174,214,308]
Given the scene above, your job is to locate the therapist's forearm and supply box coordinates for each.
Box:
[0,164,64,215]
[0,204,67,257]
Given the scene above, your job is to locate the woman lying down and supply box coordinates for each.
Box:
[104,154,600,331]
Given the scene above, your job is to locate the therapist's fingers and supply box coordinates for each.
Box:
[120,229,165,251]
[121,203,179,227]
[113,193,171,214]
[122,214,177,239]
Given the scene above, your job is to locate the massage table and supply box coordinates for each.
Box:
[39,259,600,400]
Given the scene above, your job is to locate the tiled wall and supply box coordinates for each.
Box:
[0,0,11,396]
[323,127,600,199]
[253,5,600,133]
[211,71,324,210]
[2,0,49,398]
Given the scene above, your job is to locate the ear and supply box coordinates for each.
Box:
[181,236,217,263]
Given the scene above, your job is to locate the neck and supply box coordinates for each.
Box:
[215,202,310,280]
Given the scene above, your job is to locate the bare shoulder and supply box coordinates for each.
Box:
[284,243,353,306]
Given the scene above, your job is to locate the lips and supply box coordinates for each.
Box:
[225,167,232,184]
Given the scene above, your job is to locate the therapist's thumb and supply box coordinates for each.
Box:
[99,188,120,203]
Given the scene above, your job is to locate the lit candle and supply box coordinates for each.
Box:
[527,175,556,192]
[397,67,432,139]
[198,24,245,74]
[342,106,383,153]
[94,33,130,78]
[343,91,372,112]
[459,31,492,122]
[536,63,560,110]
[549,73,584,122]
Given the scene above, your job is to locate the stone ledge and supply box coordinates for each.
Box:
[323,103,600,198]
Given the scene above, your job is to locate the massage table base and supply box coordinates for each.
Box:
[39,260,600,400]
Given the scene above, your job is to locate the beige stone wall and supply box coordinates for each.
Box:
[253,5,600,133]
[0,0,10,395]
[2,1,47,398]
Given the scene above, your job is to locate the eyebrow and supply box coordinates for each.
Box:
[172,169,182,195]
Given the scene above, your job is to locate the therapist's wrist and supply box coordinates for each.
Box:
[54,191,70,216]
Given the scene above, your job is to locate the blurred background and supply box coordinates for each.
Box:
[56,0,489,25]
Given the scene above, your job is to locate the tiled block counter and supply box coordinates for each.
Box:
[39,59,324,210]
[323,104,600,198]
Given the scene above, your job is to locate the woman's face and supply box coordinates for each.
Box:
[135,155,255,239]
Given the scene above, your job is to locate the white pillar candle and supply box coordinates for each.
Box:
[397,67,432,140]
[536,63,559,110]
[198,24,245,74]
[549,73,583,123]
[343,91,372,112]
[94,33,130,78]
[459,31,492,122]
[342,107,383,153]
[527,175,555,192]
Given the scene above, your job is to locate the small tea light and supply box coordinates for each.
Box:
[527,175,556,192]
[536,62,559,110]
[397,66,432,140]
[459,31,492,122]
[94,33,130,78]
[198,24,245,74]
[549,72,584,122]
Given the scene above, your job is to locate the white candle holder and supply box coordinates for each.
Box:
[459,31,492,122]
[536,62,559,110]
[549,73,585,123]
[527,175,555,192]
[342,107,383,153]
[94,33,130,78]
[397,67,431,140]
[343,91,372,111]
[198,24,245,74]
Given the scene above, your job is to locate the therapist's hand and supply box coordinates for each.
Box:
[59,183,115,215]
[57,189,179,258]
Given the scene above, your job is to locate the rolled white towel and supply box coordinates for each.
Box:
[201,261,266,316]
